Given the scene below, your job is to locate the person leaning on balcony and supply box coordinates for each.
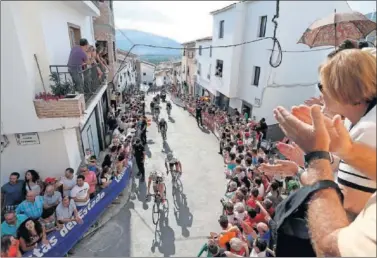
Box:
[95,44,109,73]
[273,104,376,257]
[87,45,103,80]
[67,38,89,93]
[293,49,377,219]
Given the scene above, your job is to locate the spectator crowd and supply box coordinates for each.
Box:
[171,41,376,257]
[1,85,147,257]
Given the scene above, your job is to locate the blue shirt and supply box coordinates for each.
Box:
[16,196,44,219]
[1,214,28,237]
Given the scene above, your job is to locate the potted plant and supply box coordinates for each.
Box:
[34,73,75,100]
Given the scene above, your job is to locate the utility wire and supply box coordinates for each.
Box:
[269,0,282,68]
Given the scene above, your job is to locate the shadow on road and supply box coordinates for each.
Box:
[145,144,152,158]
[151,202,176,257]
[199,126,210,134]
[162,141,172,154]
[173,192,193,238]
[147,139,155,145]
[168,116,175,123]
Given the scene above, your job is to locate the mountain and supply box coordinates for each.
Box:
[116,29,182,58]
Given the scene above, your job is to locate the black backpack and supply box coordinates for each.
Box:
[274,180,343,257]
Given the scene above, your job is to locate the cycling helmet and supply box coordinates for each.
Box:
[167,152,174,161]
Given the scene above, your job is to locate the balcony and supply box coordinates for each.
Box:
[33,64,106,119]
[91,0,99,7]
[63,1,100,16]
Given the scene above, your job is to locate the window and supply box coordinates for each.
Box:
[215,60,223,77]
[183,65,185,73]
[143,72,146,76]
[187,67,190,76]
[197,63,201,75]
[219,20,224,38]
[120,76,122,82]
[207,64,211,79]
[258,16,267,38]
[199,45,202,56]
[210,46,212,57]
[67,23,81,48]
[252,66,261,86]
[183,48,186,56]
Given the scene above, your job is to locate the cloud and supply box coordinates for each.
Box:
[114,1,237,42]
[114,1,172,24]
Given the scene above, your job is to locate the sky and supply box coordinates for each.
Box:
[114,1,376,43]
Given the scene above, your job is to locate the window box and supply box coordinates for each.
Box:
[33,94,85,118]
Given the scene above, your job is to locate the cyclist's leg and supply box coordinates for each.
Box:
[169,163,174,174]
[158,183,165,200]
[175,162,182,173]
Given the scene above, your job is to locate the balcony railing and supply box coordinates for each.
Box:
[49,64,106,104]
[91,0,100,7]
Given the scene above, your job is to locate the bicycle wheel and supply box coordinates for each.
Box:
[152,201,160,225]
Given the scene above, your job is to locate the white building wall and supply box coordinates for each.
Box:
[210,6,238,98]
[196,40,216,95]
[1,1,96,135]
[0,130,78,183]
[140,62,155,85]
[41,1,96,68]
[211,1,351,124]
[117,58,137,91]
[239,1,351,124]
[1,1,99,180]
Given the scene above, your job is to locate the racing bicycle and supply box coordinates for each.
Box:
[146,184,167,225]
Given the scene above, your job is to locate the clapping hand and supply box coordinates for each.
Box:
[304,96,323,107]
[290,105,352,156]
[273,105,330,153]
[260,160,299,177]
[276,142,305,167]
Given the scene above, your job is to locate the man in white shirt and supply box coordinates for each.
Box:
[70,175,90,207]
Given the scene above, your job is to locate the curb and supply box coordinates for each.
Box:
[81,170,134,239]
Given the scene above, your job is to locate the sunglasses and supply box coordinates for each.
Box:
[317,83,323,93]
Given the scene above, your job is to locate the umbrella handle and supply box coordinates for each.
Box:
[334,9,337,50]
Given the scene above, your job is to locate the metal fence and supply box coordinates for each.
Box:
[49,64,105,102]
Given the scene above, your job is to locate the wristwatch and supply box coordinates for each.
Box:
[304,151,331,168]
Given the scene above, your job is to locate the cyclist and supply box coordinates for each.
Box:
[161,90,166,102]
[154,104,161,120]
[158,118,168,139]
[166,101,172,116]
[147,170,166,202]
[165,152,182,175]
[150,100,155,115]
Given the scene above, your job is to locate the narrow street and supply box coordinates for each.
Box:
[73,95,227,257]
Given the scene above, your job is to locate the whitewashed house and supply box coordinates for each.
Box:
[195,36,215,100]
[181,41,197,95]
[0,1,111,182]
[209,1,351,125]
[140,61,156,87]
[172,61,182,87]
[116,49,138,92]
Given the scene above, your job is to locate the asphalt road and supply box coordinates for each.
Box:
[73,94,227,257]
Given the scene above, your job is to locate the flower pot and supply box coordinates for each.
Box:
[34,94,86,118]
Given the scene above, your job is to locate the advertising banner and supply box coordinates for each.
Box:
[23,163,132,257]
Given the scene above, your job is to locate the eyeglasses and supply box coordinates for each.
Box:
[317,83,323,93]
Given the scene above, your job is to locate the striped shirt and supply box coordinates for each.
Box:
[15,196,44,219]
[337,105,376,193]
